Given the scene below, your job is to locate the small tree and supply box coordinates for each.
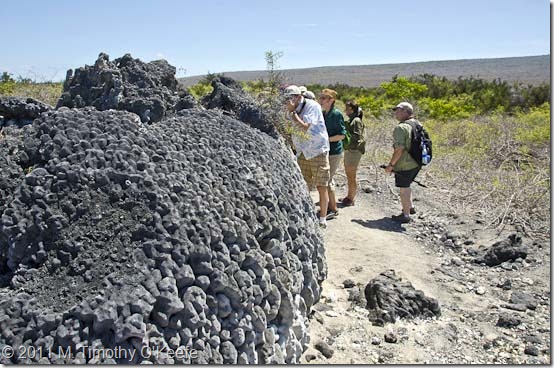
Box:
[265,51,283,95]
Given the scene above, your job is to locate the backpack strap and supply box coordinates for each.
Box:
[296,99,307,115]
[399,120,416,149]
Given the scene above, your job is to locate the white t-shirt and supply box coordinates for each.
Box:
[291,98,329,159]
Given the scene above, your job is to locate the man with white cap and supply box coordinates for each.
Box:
[284,85,331,229]
[384,101,421,223]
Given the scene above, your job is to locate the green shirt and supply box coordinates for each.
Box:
[393,118,420,171]
[345,115,365,154]
[323,107,347,156]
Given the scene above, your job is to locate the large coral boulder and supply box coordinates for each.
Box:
[56,53,195,123]
[0,105,326,364]
[0,96,53,127]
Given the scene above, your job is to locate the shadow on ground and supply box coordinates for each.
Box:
[351,217,406,233]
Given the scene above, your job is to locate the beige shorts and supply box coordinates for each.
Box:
[344,150,363,167]
[328,152,344,192]
[298,152,330,188]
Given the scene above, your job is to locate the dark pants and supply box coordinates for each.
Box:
[395,167,421,188]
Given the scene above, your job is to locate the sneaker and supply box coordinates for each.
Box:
[319,221,327,229]
[391,214,411,223]
[410,207,416,215]
[341,197,355,207]
[326,209,339,220]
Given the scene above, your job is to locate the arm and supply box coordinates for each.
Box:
[351,118,363,143]
[329,134,345,142]
[290,112,310,131]
[385,124,408,174]
[328,111,346,142]
[385,147,404,174]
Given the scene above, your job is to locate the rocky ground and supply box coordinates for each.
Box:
[301,163,551,364]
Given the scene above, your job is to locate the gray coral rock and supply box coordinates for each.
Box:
[364,270,441,324]
[0,99,326,363]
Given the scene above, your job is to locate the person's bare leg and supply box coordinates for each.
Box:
[399,187,412,216]
[345,165,357,201]
[317,186,329,218]
[327,188,337,212]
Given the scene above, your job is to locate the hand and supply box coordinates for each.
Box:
[286,99,296,112]
[385,164,394,175]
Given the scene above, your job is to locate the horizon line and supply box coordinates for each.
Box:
[181,54,550,79]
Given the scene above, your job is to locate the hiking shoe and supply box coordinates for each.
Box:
[341,197,355,207]
[392,214,411,223]
[326,209,339,220]
[410,207,416,215]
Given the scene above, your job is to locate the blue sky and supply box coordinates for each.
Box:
[2,0,550,81]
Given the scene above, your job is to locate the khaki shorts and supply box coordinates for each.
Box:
[344,150,363,167]
[328,152,344,192]
[298,152,330,188]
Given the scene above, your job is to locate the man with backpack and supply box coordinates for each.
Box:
[384,102,422,223]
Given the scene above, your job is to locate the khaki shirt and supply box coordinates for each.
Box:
[392,119,420,171]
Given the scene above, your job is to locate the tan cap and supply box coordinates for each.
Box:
[393,102,413,114]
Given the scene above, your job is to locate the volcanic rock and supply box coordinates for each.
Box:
[473,233,528,266]
[364,270,441,324]
[0,96,53,127]
[202,76,279,138]
[56,53,196,123]
[0,101,326,363]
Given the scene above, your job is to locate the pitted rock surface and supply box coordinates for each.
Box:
[202,77,279,138]
[56,53,196,123]
[0,106,326,364]
[0,96,53,127]
[473,233,528,266]
[364,270,441,324]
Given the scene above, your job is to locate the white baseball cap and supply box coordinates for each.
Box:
[284,85,301,96]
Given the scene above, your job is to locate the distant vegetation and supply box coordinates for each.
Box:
[305,74,550,118]
[0,72,62,106]
[189,70,550,236]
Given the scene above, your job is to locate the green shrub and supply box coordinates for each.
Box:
[188,83,213,100]
[358,95,387,118]
[380,76,427,101]
[419,95,475,120]
[514,102,550,147]
[0,72,16,95]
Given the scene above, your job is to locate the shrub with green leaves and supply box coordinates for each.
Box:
[419,95,475,120]
[0,72,16,94]
[514,102,550,148]
[0,72,62,106]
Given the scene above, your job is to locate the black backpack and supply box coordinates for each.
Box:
[402,120,433,166]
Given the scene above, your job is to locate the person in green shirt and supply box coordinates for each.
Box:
[341,100,366,206]
[319,88,346,220]
[385,102,421,223]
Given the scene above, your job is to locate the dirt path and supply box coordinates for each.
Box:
[300,174,551,364]
[303,192,444,364]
